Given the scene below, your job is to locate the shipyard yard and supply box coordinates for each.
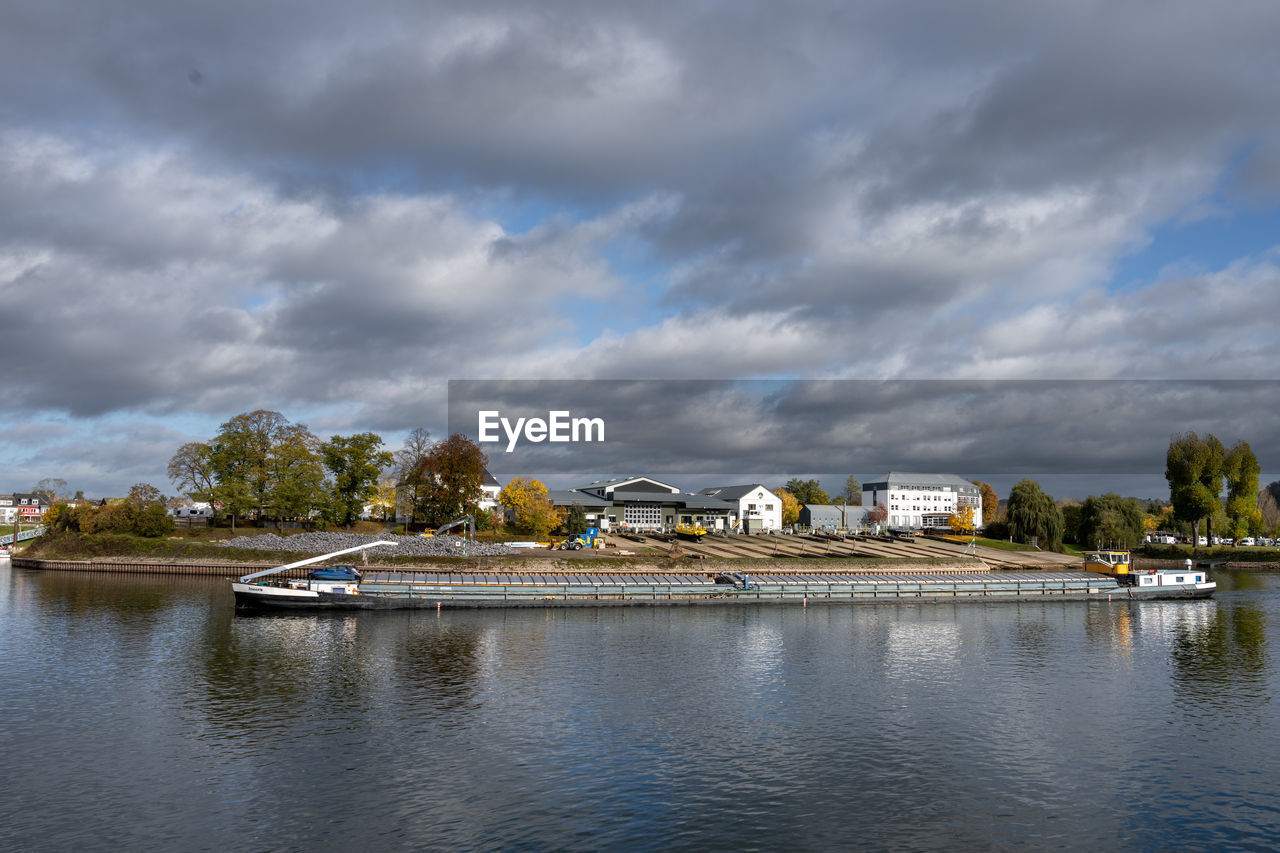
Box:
[14,529,1082,577]
[211,527,1084,569]
[599,530,1081,570]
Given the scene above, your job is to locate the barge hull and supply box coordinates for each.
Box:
[233,572,1215,611]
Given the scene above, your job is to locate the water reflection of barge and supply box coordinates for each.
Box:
[232,545,1217,611]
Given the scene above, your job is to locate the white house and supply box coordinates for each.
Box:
[861,473,983,531]
[696,484,783,533]
[479,469,502,512]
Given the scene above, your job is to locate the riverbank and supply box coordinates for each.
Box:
[16,529,1075,574]
[13,553,984,576]
[1135,555,1280,572]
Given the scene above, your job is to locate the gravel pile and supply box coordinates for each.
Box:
[220,531,516,557]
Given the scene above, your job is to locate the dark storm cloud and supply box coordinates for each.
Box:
[451,380,1280,487]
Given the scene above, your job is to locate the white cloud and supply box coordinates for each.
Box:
[5,2,1280,493]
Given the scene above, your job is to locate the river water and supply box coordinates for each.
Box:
[2,561,1278,851]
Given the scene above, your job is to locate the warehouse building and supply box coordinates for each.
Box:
[548,476,765,532]
[798,504,873,532]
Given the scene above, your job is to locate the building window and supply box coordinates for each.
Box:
[623,504,662,529]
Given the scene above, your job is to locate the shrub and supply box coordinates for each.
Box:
[134,503,176,537]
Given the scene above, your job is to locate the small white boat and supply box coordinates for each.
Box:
[232,540,399,609]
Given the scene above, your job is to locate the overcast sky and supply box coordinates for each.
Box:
[2,1,1279,499]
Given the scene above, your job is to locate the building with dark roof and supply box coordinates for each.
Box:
[542,476,755,532]
[697,484,783,532]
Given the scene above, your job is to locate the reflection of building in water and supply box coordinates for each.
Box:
[1083,606,1136,656]
[885,622,961,680]
[1133,601,1217,644]
[739,621,784,683]
[1086,601,1220,655]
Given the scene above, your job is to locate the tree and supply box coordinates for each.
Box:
[127,483,164,506]
[973,481,998,527]
[171,412,332,529]
[842,476,862,505]
[43,503,81,533]
[393,427,433,530]
[119,483,174,536]
[83,501,138,535]
[1258,482,1280,529]
[1006,479,1064,550]
[210,410,290,528]
[1078,493,1145,550]
[1166,432,1225,549]
[784,478,831,506]
[417,434,488,525]
[1200,434,1226,543]
[269,424,327,523]
[947,504,975,534]
[775,488,800,527]
[32,478,69,503]
[867,502,888,529]
[1060,501,1082,544]
[498,476,559,538]
[321,432,393,527]
[370,475,400,522]
[167,442,218,506]
[564,503,588,535]
[1224,440,1261,543]
[134,503,176,537]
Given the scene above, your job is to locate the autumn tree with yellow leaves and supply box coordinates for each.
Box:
[947,503,975,534]
[498,476,560,539]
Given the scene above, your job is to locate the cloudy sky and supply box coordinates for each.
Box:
[2,1,1279,499]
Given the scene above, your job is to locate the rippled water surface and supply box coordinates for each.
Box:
[2,563,1278,851]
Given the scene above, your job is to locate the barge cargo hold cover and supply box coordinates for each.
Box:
[232,569,1214,610]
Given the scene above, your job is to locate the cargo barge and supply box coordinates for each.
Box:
[231,544,1216,611]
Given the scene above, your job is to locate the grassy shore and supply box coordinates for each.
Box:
[938,535,1084,557]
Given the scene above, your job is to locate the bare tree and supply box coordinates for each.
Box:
[32,477,69,503]
[394,427,433,529]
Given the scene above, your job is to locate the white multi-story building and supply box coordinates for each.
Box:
[862,473,983,531]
